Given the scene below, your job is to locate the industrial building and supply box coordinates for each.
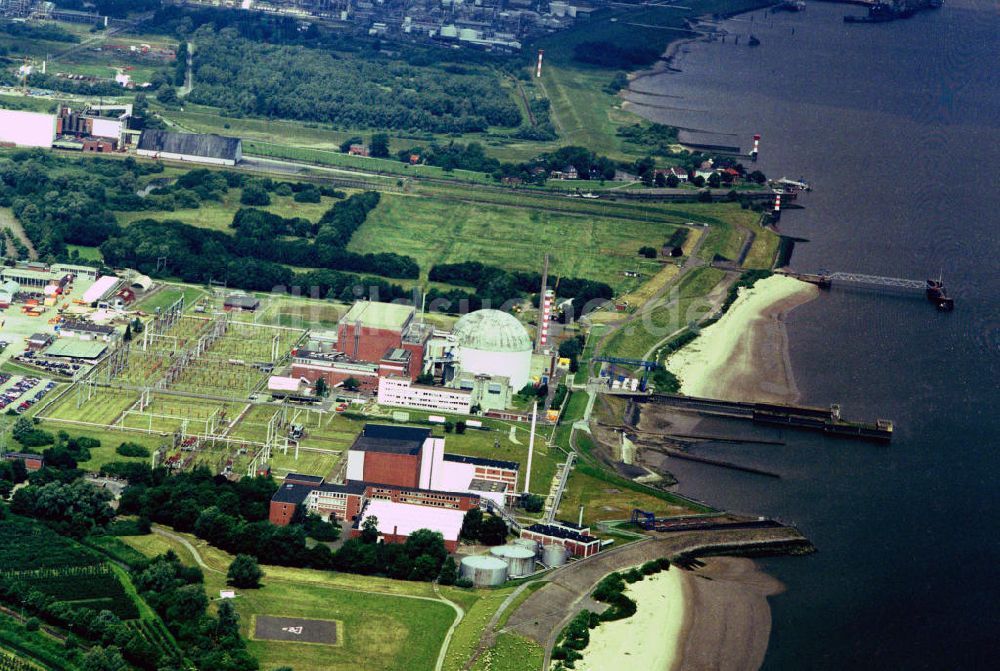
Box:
[223,294,261,312]
[447,309,533,390]
[377,376,472,414]
[291,301,431,392]
[520,521,601,558]
[136,130,243,166]
[0,266,71,295]
[269,424,521,549]
[0,109,57,148]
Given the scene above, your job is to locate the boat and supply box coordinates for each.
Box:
[773,0,806,12]
[748,35,761,47]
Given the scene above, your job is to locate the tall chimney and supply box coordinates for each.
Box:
[536,49,544,78]
[535,254,549,352]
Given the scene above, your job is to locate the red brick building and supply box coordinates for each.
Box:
[520,522,601,558]
[2,452,44,472]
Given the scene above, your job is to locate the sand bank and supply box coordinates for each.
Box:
[675,557,784,671]
[666,274,818,404]
[575,568,686,671]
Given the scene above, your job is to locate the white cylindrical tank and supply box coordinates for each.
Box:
[460,555,508,587]
[542,544,568,567]
[452,309,533,390]
[490,545,536,577]
[513,537,539,556]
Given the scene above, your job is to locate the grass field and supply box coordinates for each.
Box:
[351,193,675,288]
[116,189,340,233]
[123,529,470,671]
[135,284,208,313]
[601,266,727,360]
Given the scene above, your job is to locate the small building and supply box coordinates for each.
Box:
[43,338,107,360]
[1,452,45,472]
[136,130,243,166]
[551,165,578,180]
[27,333,54,350]
[223,294,260,312]
[60,321,116,341]
[520,522,601,558]
[81,275,123,304]
[267,375,312,400]
[348,144,370,157]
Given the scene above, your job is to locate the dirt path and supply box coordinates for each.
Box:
[0,207,37,260]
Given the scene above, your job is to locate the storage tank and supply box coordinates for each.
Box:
[542,544,568,567]
[460,555,508,587]
[513,537,539,556]
[490,544,536,578]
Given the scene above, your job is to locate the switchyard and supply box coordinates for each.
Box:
[34,295,321,478]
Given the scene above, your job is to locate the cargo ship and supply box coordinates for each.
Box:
[925,278,954,311]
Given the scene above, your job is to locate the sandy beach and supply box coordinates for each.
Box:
[666,274,818,404]
[575,568,686,671]
[675,558,785,671]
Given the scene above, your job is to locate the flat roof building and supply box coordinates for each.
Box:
[136,130,243,166]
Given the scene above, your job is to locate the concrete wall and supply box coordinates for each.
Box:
[136,148,237,166]
[0,110,56,148]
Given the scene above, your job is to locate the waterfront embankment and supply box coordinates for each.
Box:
[665,275,818,404]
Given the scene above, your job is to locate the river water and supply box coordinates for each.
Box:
[625,1,999,668]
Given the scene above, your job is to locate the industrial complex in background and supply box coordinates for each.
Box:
[0,106,244,165]
[268,424,600,584]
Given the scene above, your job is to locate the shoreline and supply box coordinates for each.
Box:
[674,557,785,671]
[574,568,686,671]
[665,274,819,404]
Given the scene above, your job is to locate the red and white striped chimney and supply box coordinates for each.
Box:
[751,134,760,161]
[539,289,554,346]
[536,49,544,78]
[773,193,781,213]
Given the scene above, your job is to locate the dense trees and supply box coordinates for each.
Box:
[227,555,263,589]
[10,480,115,537]
[186,28,521,133]
[396,141,501,174]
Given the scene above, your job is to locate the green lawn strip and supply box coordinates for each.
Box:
[441,589,514,671]
[471,631,544,671]
[81,535,150,569]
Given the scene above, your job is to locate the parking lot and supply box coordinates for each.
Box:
[0,374,55,415]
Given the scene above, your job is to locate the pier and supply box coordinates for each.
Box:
[777,269,955,310]
[639,393,895,443]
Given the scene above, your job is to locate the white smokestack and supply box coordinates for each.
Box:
[525,401,537,493]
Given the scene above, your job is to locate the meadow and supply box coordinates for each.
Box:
[351,193,677,289]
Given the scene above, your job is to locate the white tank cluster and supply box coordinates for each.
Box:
[459,555,508,587]
[490,544,536,578]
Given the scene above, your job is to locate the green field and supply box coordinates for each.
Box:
[123,529,466,671]
[601,266,727,360]
[116,189,340,233]
[351,193,674,288]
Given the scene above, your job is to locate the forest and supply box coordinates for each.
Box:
[185,27,522,133]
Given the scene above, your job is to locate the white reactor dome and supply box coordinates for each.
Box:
[452,309,532,390]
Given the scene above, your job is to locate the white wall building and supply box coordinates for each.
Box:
[377,376,472,414]
[0,110,56,148]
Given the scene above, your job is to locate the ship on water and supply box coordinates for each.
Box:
[845,0,943,24]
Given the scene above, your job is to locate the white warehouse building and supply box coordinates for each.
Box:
[451,309,532,391]
[0,110,56,148]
